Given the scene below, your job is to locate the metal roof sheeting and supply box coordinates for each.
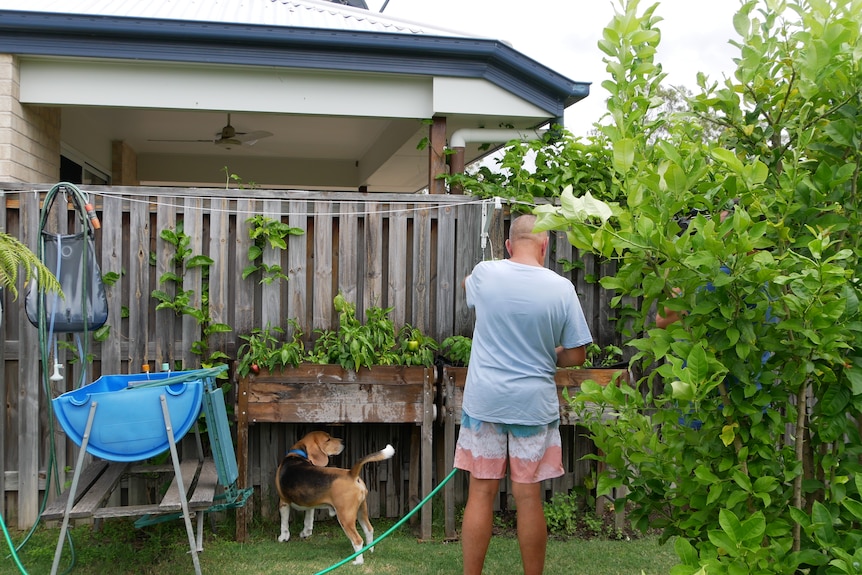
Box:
[0,0,477,37]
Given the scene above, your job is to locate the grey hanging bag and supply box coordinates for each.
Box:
[24,183,108,332]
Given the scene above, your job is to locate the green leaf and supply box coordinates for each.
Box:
[789,506,811,529]
[694,465,720,484]
[707,530,738,556]
[686,345,710,383]
[93,324,111,342]
[811,501,835,545]
[268,236,288,250]
[158,272,182,284]
[206,323,233,334]
[706,482,724,506]
[187,255,214,268]
[744,160,769,186]
[661,162,688,195]
[739,512,766,544]
[732,10,751,36]
[559,186,613,223]
[720,423,738,447]
[841,498,862,521]
[718,508,743,544]
[159,229,179,245]
[613,139,635,173]
[596,473,623,497]
[241,265,259,280]
[674,536,699,566]
[151,290,170,303]
[711,148,744,173]
[670,380,695,401]
[819,384,850,416]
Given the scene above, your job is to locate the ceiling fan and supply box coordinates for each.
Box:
[149,114,274,149]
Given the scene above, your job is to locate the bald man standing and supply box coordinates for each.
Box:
[455,214,592,575]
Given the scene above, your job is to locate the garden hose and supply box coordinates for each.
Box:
[3,183,98,575]
[0,509,29,574]
[314,467,459,575]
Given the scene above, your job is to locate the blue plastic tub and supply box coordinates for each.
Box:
[52,370,207,462]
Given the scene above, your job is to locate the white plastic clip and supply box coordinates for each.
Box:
[480,199,492,250]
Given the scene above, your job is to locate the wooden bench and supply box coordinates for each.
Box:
[235,364,436,542]
[42,457,219,523]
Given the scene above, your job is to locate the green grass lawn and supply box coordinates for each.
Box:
[5,513,678,575]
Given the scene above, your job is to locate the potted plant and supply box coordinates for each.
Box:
[235,320,305,378]
[303,294,438,371]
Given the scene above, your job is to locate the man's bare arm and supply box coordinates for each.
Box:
[556,345,586,368]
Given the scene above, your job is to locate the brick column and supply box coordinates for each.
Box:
[0,54,61,183]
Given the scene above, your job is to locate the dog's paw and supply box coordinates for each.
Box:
[299,528,313,539]
[277,533,291,543]
[352,555,365,565]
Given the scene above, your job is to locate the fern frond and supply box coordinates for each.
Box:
[0,233,62,299]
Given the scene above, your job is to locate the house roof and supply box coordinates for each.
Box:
[0,0,591,192]
[3,0,468,37]
[0,0,586,115]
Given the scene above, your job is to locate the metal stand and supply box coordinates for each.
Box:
[50,395,203,575]
[161,394,202,575]
[51,401,98,575]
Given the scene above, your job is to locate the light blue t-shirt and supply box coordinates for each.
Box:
[463,259,593,425]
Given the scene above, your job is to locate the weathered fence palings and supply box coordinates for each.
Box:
[0,184,621,531]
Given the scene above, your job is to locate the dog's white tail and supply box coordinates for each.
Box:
[349,444,395,479]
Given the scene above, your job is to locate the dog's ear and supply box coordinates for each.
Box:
[306,434,330,467]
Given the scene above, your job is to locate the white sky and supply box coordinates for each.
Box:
[368,0,742,137]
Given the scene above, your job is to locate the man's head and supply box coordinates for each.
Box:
[506,214,549,262]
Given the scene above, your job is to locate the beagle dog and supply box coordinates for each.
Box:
[276,430,395,565]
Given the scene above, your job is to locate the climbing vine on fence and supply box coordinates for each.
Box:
[151,222,232,368]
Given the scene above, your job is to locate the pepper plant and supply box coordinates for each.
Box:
[236,320,305,377]
[307,294,437,370]
[439,335,472,367]
[396,324,438,367]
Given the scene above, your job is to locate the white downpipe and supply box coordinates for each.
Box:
[449,128,547,148]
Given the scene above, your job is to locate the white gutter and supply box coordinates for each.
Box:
[449,128,547,148]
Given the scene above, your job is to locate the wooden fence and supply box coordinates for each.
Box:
[0,183,623,531]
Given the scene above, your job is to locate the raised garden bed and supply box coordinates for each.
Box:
[234,363,436,541]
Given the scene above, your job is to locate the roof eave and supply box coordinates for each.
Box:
[0,10,589,116]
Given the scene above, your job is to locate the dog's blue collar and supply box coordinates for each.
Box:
[287,448,308,459]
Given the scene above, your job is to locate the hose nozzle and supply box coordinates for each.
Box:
[84,203,101,229]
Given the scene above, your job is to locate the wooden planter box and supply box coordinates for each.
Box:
[235,363,436,541]
[439,365,630,539]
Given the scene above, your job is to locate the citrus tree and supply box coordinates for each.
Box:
[454,0,862,572]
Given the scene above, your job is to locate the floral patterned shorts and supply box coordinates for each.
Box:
[453,413,564,484]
